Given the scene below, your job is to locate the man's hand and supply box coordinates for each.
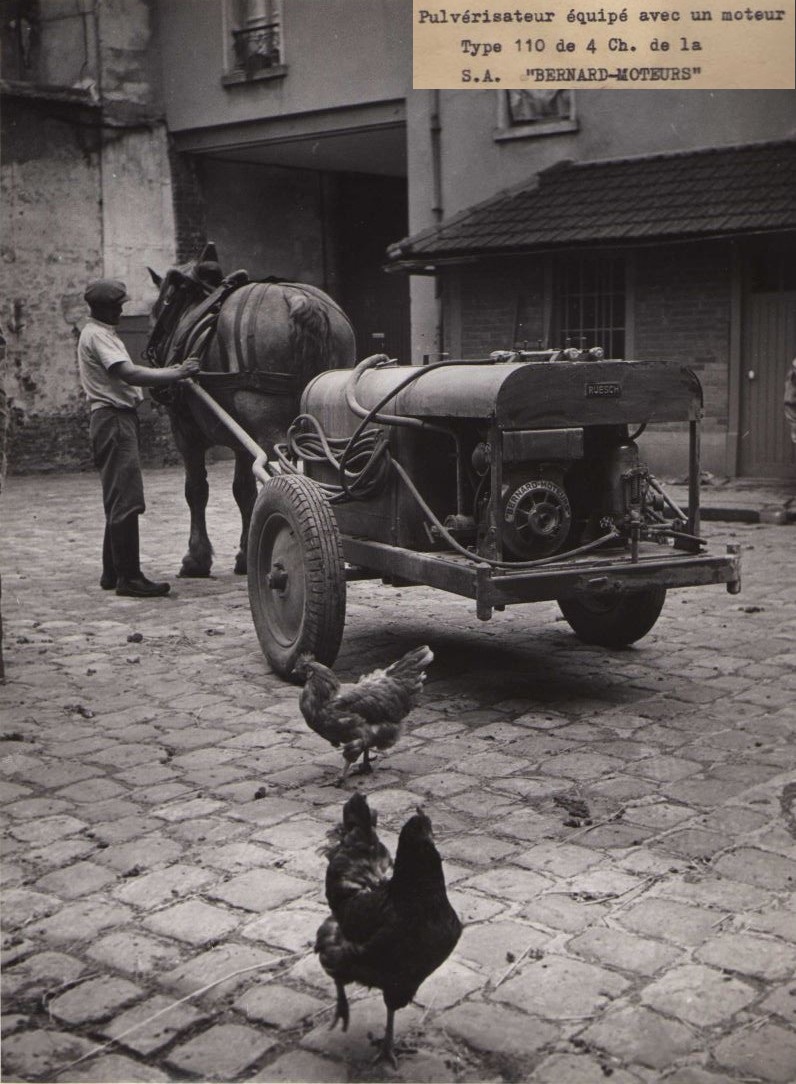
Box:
[113,356,203,389]
[175,357,201,380]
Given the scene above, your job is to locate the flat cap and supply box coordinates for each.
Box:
[84,279,131,306]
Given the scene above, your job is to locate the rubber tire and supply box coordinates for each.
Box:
[558,586,667,648]
[247,474,346,680]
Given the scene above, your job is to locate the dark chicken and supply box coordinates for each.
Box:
[315,792,462,1067]
[294,645,433,784]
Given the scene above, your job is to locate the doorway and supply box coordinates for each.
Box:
[739,239,796,478]
[334,173,410,365]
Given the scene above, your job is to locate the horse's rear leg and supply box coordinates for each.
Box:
[178,441,214,578]
[233,450,257,575]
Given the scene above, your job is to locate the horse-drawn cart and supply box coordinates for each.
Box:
[145,249,740,682]
[242,350,741,680]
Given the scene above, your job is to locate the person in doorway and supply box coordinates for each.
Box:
[77,279,200,597]
[784,355,796,445]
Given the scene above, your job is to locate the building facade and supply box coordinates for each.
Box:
[0,0,181,469]
[393,90,796,479]
[155,0,412,366]
[0,0,414,470]
[2,1,794,480]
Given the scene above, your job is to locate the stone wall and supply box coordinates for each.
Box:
[1,97,103,471]
[0,0,180,474]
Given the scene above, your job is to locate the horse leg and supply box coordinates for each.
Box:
[171,418,214,577]
[232,449,256,575]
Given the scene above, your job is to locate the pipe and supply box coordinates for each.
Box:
[430,90,443,224]
[429,90,444,360]
[183,380,271,484]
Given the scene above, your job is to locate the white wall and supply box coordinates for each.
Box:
[157,0,412,132]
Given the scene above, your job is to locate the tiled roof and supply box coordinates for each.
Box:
[386,139,796,268]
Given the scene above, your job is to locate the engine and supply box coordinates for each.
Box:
[494,438,657,558]
[293,351,697,564]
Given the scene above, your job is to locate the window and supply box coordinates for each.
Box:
[495,90,578,140]
[551,254,626,358]
[223,0,285,85]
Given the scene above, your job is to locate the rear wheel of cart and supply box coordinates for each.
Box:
[557,586,667,648]
[247,474,346,680]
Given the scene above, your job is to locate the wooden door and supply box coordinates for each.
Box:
[739,283,796,479]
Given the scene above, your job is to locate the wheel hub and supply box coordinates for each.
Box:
[267,563,289,591]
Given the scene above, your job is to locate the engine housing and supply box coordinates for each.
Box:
[299,356,701,561]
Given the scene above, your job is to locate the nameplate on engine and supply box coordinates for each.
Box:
[585,382,622,399]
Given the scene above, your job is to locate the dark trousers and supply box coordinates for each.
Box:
[90,407,146,580]
[90,407,146,525]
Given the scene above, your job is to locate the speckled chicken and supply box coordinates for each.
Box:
[293,645,433,784]
[315,792,462,1066]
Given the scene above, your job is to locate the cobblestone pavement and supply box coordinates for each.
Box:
[1,465,795,1084]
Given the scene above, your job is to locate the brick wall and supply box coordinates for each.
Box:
[633,241,732,428]
[7,399,182,475]
[443,243,733,476]
[454,262,546,357]
[170,147,208,264]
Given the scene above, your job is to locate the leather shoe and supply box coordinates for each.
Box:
[100,572,117,590]
[116,575,170,598]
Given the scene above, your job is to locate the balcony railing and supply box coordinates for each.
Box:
[232,21,281,76]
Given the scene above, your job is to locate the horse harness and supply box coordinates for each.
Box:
[148,272,300,399]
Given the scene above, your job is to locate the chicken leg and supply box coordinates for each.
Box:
[331,979,350,1031]
[374,1007,397,1068]
[335,748,373,786]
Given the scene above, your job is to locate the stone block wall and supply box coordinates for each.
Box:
[0,0,182,474]
[1,98,103,472]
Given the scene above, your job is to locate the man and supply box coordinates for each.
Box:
[78,279,200,597]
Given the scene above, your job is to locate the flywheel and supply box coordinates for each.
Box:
[502,477,572,558]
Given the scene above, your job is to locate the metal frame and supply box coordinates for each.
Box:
[340,408,740,621]
[343,536,741,622]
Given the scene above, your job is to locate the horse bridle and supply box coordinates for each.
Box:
[145,268,217,366]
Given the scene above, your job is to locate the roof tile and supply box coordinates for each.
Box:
[388,140,796,264]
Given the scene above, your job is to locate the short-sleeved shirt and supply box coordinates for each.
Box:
[77,318,143,411]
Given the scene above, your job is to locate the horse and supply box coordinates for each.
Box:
[145,243,357,577]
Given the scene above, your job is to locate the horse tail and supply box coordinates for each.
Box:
[286,289,332,386]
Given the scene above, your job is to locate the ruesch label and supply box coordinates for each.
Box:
[585,382,622,398]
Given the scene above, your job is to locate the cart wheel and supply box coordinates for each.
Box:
[247,474,346,680]
[557,586,666,648]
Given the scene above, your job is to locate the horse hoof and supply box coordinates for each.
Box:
[178,566,212,579]
[234,557,247,575]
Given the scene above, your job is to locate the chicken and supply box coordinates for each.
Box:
[293,645,433,784]
[315,792,462,1066]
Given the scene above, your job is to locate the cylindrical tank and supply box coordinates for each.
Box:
[302,359,702,429]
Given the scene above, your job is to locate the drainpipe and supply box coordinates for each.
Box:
[429,90,444,358]
[430,90,443,225]
[88,0,106,279]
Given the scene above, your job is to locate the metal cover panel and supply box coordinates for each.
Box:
[503,428,584,462]
[495,361,703,428]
